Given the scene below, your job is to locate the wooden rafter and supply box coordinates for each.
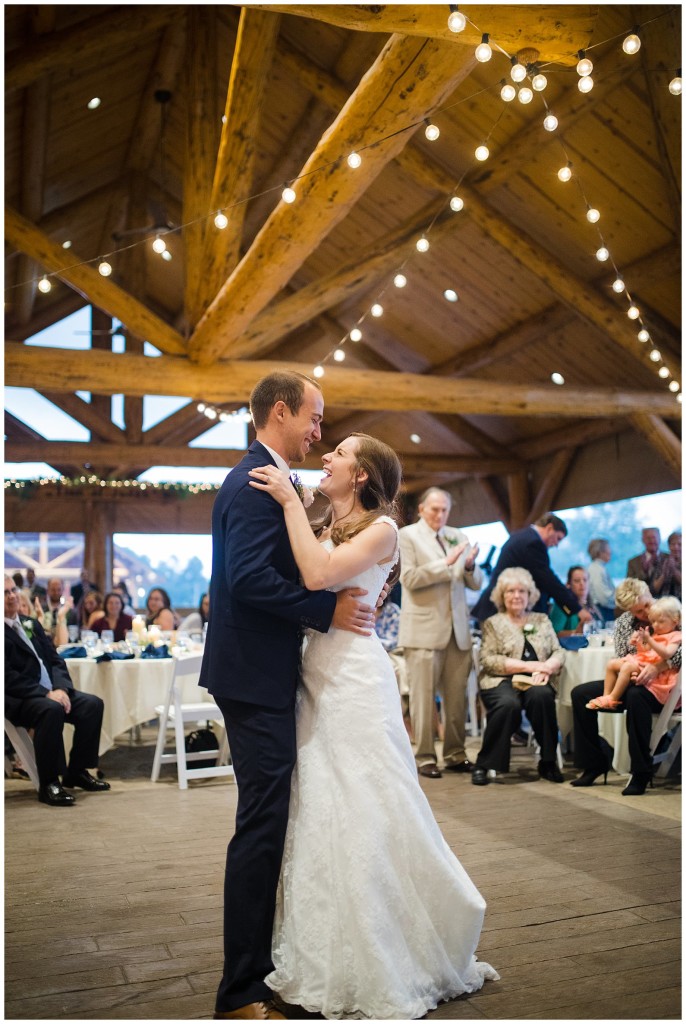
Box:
[5,207,187,356]
[7,344,680,419]
[196,7,281,318]
[528,448,579,524]
[517,419,625,461]
[478,477,512,531]
[37,391,127,444]
[250,5,595,63]
[629,414,682,480]
[187,33,478,363]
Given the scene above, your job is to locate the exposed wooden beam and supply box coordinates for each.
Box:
[5,207,187,356]
[477,478,511,531]
[528,448,578,524]
[188,33,478,363]
[38,391,127,445]
[38,180,129,240]
[126,18,187,172]
[5,293,87,342]
[5,5,182,91]
[5,411,44,443]
[197,8,281,317]
[251,5,595,63]
[640,43,681,222]
[630,414,682,480]
[8,344,681,419]
[507,472,531,531]
[517,419,624,461]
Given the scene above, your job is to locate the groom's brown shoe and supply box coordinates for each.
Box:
[213,1002,286,1019]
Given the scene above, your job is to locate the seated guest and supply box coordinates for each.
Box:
[179,592,209,633]
[472,567,565,787]
[42,577,78,641]
[17,589,35,618]
[627,528,670,598]
[70,568,99,608]
[587,538,616,622]
[550,566,604,635]
[145,587,178,631]
[112,581,135,616]
[26,568,47,603]
[660,531,682,599]
[91,592,134,642]
[77,590,105,633]
[4,575,110,806]
[12,571,25,589]
[570,578,682,796]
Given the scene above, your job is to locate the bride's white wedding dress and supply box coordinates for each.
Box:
[266,519,498,1019]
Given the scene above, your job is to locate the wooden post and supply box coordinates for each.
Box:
[528,448,578,526]
[507,472,530,532]
[83,498,114,594]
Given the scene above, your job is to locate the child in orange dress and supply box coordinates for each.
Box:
[586,597,681,710]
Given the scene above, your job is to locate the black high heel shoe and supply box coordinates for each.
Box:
[621,772,654,796]
[538,760,564,783]
[570,768,608,788]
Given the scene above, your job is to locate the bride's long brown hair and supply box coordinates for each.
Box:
[313,433,403,546]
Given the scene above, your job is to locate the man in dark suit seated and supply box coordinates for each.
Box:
[472,511,594,628]
[4,576,110,806]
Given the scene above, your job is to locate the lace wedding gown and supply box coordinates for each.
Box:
[266,519,498,1020]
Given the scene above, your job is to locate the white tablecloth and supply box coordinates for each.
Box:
[65,654,216,756]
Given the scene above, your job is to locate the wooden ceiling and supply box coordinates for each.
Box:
[4,3,682,526]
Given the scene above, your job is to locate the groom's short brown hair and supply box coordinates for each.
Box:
[249,371,321,430]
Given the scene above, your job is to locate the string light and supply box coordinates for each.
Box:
[393,273,407,288]
[349,327,362,342]
[578,76,594,94]
[152,236,166,254]
[5,475,222,495]
[595,247,609,262]
[558,165,572,182]
[161,250,172,261]
[586,207,600,223]
[511,61,527,82]
[214,212,228,229]
[518,87,533,104]
[196,403,206,413]
[475,144,490,161]
[637,328,650,342]
[447,6,466,33]
[669,72,682,95]
[313,365,325,378]
[98,260,112,277]
[622,32,641,55]
[87,97,101,110]
[677,393,683,403]
[627,305,640,319]
[611,277,625,293]
[450,195,464,211]
[62,240,72,249]
[416,236,430,252]
[443,289,458,302]
[659,366,670,378]
[500,83,516,102]
[551,372,565,385]
[37,276,52,294]
[576,54,593,76]
[669,380,680,392]
[282,186,296,203]
[532,73,548,92]
[475,34,492,63]
[371,303,383,317]
[649,348,661,362]
[543,113,558,132]
[333,348,345,362]
[410,433,422,444]
[424,121,440,141]
[347,152,362,168]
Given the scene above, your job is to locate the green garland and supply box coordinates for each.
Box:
[5,475,221,496]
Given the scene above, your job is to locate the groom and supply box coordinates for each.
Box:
[200,370,376,1020]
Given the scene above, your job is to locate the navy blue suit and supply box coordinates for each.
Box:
[472,525,581,623]
[200,440,337,1012]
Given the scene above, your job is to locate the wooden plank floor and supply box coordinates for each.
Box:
[5,732,681,1020]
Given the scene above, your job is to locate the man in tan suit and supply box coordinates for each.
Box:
[399,488,482,779]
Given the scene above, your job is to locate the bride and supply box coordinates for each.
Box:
[249,433,498,1020]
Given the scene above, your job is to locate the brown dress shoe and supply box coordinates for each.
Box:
[213,1002,286,1020]
[418,763,442,779]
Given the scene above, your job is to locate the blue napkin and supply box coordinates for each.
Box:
[559,635,589,651]
[140,643,171,659]
[95,651,136,663]
[58,646,88,659]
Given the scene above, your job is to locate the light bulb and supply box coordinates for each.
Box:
[410,433,422,444]
[677,393,683,403]
[518,87,533,104]
[669,380,680,392]
[447,9,466,33]
[161,249,172,261]
[205,408,217,419]
[578,75,594,94]
[558,165,572,182]
[349,327,362,342]
[62,240,72,249]
[333,348,345,362]
[282,186,296,203]
[98,260,112,276]
[37,276,52,293]
[371,303,383,317]
[627,305,640,319]
[393,273,407,288]
[219,412,230,422]
[551,372,565,385]
[532,73,547,91]
[649,348,661,362]
[214,212,228,229]
[501,83,516,102]
[669,75,682,96]
[586,207,600,223]
[424,122,440,141]
[444,289,458,302]
[612,278,625,293]
[475,35,492,63]
[576,56,593,76]
[543,114,558,132]
[87,97,101,110]
[347,152,361,168]
[595,247,609,262]
[450,195,464,212]
[637,328,650,342]
[475,144,489,161]
[416,236,430,252]
[623,33,641,55]
[197,403,206,413]
[313,365,325,378]
[659,366,670,378]
[152,236,166,253]
[511,62,527,82]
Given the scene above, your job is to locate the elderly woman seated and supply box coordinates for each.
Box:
[472,566,566,786]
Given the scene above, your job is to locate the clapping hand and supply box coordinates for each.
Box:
[464,543,479,571]
[445,540,468,566]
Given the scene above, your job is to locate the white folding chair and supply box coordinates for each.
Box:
[650,672,682,779]
[150,654,234,790]
[467,641,486,737]
[4,719,40,791]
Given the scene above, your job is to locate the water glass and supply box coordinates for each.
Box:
[102,629,115,649]
[82,631,97,656]
[176,630,190,652]
[125,630,140,657]
[67,625,80,643]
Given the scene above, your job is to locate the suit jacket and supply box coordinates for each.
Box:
[4,617,74,721]
[398,518,482,651]
[626,551,670,595]
[198,440,337,708]
[472,525,580,622]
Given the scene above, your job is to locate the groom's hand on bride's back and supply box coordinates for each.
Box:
[333,587,375,635]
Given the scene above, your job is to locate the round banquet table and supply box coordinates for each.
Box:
[64,653,219,756]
